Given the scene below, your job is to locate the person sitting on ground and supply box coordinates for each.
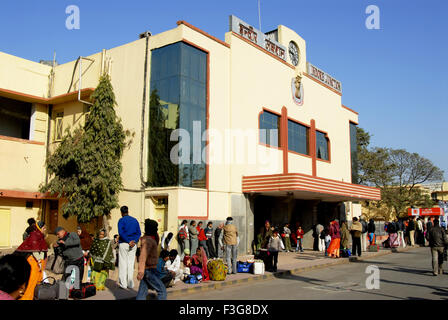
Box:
[155,250,176,288]
[183,252,192,276]
[191,247,210,281]
[0,254,31,300]
[23,218,36,241]
[166,249,182,284]
[267,228,284,272]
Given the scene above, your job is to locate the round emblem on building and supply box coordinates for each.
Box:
[291,73,304,106]
[288,41,299,66]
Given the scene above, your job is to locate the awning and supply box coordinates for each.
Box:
[0,87,94,104]
[242,173,381,202]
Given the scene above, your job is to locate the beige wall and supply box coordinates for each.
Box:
[0,52,51,97]
[0,198,41,248]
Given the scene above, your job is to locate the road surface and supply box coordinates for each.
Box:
[172,247,448,300]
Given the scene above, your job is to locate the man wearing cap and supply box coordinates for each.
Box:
[53,226,84,281]
[118,205,141,290]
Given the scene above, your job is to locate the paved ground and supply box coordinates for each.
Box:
[171,247,448,300]
[88,248,395,300]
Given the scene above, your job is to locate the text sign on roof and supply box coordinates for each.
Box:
[229,15,287,62]
[307,62,342,94]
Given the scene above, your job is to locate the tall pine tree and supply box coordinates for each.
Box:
[41,75,129,222]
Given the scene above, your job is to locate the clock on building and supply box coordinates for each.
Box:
[288,41,299,66]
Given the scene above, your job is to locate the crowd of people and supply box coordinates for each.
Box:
[0,206,240,301]
[1,209,447,301]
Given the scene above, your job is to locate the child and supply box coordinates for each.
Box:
[156,250,176,288]
[323,227,331,257]
[296,226,304,253]
[268,228,284,272]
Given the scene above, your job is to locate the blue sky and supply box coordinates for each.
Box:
[1,0,447,180]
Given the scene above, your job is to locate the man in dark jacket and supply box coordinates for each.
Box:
[407,217,416,247]
[426,219,447,276]
[54,226,84,281]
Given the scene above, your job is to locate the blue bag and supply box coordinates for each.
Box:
[237,261,254,273]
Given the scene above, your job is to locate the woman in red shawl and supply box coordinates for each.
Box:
[327,220,341,258]
[14,221,48,300]
[191,247,209,281]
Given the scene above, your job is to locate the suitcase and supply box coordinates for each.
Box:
[46,254,65,274]
[368,244,379,252]
[253,260,265,275]
[237,261,253,273]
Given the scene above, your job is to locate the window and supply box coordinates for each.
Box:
[259,111,280,147]
[148,42,207,189]
[350,122,359,184]
[316,131,329,161]
[288,120,309,155]
[0,96,32,140]
[54,112,64,142]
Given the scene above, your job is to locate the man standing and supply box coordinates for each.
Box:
[407,217,416,247]
[188,221,199,255]
[397,219,406,248]
[136,219,166,300]
[426,219,448,276]
[350,217,363,257]
[219,217,239,275]
[54,226,84,282]
[118,206,141,290]
[360,216,368,252]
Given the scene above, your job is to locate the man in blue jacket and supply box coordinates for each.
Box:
[118,206,141,289]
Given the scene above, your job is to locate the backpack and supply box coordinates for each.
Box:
[178,226,187,240]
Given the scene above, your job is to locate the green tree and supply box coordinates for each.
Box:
[356,128,444,218]
[41,75,131,222]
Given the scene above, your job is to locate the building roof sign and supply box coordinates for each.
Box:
[229,15,287,62]
[307,62,342,94]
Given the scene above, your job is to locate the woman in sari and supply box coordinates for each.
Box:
[327,220,341,258]
[191,247,210,281]
[340,221,350,251]
[89,229,115,290]
[14,221,48,300]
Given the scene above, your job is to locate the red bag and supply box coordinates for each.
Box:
[69,283,96,299]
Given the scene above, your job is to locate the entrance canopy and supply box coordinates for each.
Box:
[242,173,381,202]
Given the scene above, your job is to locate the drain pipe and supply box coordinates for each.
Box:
[139,31,151,189]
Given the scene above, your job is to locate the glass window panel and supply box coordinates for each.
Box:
[149,41,207,188]
[288,120,308,155]
[259,111,280,147]
[316,131,329,161]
